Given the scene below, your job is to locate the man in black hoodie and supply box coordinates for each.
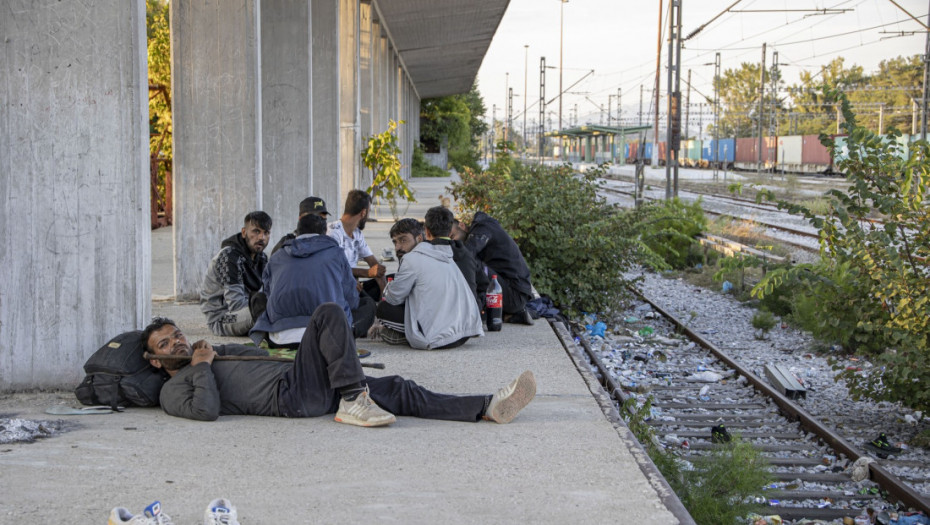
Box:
[452,212,534,325]
[200,211,271,336]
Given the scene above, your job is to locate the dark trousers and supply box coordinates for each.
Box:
[276,303,486,421]
[493,273,531,315]
[351,294,376,338]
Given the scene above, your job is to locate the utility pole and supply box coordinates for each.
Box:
[713,52,720,180]
[665,0,682,199]
[523,45,529,160]
[879,103,885,133]
[504,72,509,142]
[617,88,622,125]
[756,43,766,176]
[492,104,497,160]
[653,0,664,170]
[539,56,546,161]
[771,51,778,173]
[559,0,568,132]
[507,88,514,146]
[922,4,930,141]
[607,95,613,126]
[684,68,692,143]
[639,85,644,125]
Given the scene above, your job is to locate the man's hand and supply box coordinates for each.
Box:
[367,263,386,278]
[191,340,217,367]
[367,320,384,340]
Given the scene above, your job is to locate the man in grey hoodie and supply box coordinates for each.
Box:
[375,206,484,350]
[145,304,536,427]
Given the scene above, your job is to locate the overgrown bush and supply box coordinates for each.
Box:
[492,164,640,314]
[627,198,707,270]
[411,144,448,178]
[753,88,930,412]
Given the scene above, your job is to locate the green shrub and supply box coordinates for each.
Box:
[411,144,448,178]
[679,439,773,525]
[751,310,776,340]
[628,198,707,270]
[753,87,930,412]
[492,163,640,314]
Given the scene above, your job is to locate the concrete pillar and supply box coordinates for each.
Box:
[0,0,150,388]
[261,0,313,237]
[310,0,341,215]
[359,1,374,189]
[371,27,386,139]
[171,0,262,299]
[339,0,360,196]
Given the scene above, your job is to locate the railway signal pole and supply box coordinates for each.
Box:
[757,43,766,176]
[713,52,720,181]
[665,0,682,199]
[539,57,546,161]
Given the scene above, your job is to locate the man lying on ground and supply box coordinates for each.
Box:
[145,303,535,426]
[200,211,272,336]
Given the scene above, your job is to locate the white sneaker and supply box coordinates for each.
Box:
[334,386,396,427]
[109,501,174,525]
[485,371,536,424]
[203,498,240,525]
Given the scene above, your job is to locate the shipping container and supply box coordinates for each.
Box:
[657,141,667,165]
[684,139,702,167]
[701,138,735,166]
[800,134,831,172]
[735,137,776,170]
[776,135,803,173]
[644,142,654,164]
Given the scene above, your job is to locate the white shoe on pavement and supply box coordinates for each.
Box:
[485,370,536,424]
[334,386,396,427]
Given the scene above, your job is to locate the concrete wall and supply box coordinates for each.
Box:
[339,0,360,199]
[359,1,374,189]
[261,0,313,236]
[171,0,262,299]
[0,0,150,388]
[310,0,341,216]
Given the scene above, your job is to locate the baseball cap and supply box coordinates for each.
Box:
[299,197,329,216]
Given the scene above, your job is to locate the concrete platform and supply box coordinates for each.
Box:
[0,177,690,524]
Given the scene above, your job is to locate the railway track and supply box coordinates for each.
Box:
[552,290,930,523]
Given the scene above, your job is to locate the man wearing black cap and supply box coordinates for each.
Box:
[271,196,330,255]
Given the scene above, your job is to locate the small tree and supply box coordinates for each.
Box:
[362,119,414,219]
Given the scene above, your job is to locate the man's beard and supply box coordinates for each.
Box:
[162,344,192,371]
[358,216,367,231]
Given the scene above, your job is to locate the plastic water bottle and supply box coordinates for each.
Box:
[485,275,503,332]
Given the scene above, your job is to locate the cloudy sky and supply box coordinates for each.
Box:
[475,0,926,133]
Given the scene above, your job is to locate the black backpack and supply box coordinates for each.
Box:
[74,331,168,409]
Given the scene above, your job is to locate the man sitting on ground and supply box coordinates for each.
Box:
[427,206,487,311]
[145,304,536,426]
[250,214,364,347]
[452,212,534,325]
[271,196,330,255]
[376,207,484,349]
[327,189,386,294]
[200,211,271,336]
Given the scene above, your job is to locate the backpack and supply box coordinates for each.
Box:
[74,331,168,410]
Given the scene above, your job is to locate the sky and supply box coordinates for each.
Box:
[475,0,927,137]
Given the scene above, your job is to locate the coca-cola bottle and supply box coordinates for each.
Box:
[485,275,503,332]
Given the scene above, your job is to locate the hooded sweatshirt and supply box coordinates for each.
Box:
[463,212,533,297]
[250,234,358,336]
[383,242,484,350]
[200,233,267,325]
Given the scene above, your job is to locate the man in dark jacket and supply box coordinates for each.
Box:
[251,214,367,346]
[200,211,272,336]
[144,304,536,427]
[452,212,534,324]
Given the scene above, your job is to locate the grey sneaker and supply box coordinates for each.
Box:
[203,498,239,525]
[485,370,536,424]
[334,387,396,427]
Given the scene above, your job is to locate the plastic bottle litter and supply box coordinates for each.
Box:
[585,321,606,338]
[690,371,724,383]
[721,280,733,293]
[637,326,654,337]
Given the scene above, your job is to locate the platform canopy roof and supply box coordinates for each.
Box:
[545,125,653,138]
[374,0,510,99]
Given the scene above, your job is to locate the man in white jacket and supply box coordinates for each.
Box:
[376,207,484,349]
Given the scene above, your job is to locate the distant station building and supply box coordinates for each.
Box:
[546,125,651,164]
[1,0,508,388]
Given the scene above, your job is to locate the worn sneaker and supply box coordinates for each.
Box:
[504,308,534,325]
[379,325,408,346]
[334,387,396,427]
[109,501,174,525]
[711,424,732,444]
[203,498,240,525]
[485,370,536,424]
[866,433,903,457]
